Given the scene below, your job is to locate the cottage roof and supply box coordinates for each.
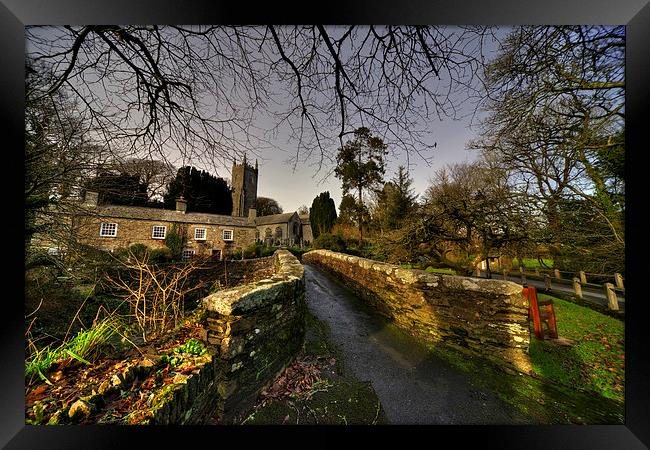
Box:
[255,212,298,226]
[90,205,253,227]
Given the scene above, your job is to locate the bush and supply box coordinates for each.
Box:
[164,224,186,260]
[243,242,263,259]
[149,247,172,264]
[260,245,277,257]
[313,233,346,252]
[128,243,149,260]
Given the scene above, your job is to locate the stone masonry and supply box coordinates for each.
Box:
[146,250,305,424]
[303,250,532,374]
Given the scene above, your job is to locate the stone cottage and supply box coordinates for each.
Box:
[71,158,312,259]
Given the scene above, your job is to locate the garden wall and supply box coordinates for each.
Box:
[303,250,532,373]
[150,249,306,424]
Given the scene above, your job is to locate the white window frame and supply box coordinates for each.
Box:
[182,249,195,260]
[194,227,207,241]
[151,225,167,239]
[222,229,234,241]
[99,222,118,237]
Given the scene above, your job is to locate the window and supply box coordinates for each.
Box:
[151,225,166,239]
[99,222,118,237]
[222,229,233,241]
[211,249,222,260]
[182,249,195,260]
[194,228,207,240]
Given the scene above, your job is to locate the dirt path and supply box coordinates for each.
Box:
[304,264,534,425]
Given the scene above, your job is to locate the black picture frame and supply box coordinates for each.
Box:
[5,0,649,447]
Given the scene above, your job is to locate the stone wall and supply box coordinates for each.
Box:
[303,250,532,373]
[149,250,305,424]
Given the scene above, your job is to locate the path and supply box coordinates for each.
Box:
[304,265,534,425]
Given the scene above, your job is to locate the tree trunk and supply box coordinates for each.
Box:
[358,185,363,247]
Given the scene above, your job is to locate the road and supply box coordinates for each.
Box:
[303,264,534,425]
[477,271,625,311]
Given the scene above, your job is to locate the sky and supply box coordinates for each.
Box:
[26,26,507,213]
[256,113,482,213]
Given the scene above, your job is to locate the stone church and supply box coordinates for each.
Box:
[72,157,311,259]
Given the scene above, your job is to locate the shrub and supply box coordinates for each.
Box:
[128,243,149,260]
[243,242,261,259]
[164,224,186,260]
[149,247,172,264]
[260,246,276,257]
[313,233,346,252]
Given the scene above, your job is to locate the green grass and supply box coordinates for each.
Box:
[512,258,554,269]
[424,266,457,276]
[26,316,122,385]
[528,294,624,403]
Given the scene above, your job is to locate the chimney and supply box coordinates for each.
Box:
[248,208,257,221]
[83,191,99,207]
[176,196,187,214]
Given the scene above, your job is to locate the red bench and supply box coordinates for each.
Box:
[523,285,558,340]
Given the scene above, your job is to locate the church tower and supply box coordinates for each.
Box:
[231,155,258,217]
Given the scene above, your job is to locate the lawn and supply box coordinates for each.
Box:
[529,294,624,403]
[512,257,554,269]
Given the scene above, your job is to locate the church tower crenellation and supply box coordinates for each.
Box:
[231,155,258,217]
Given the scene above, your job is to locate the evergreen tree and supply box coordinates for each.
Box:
[255,197,283,216]
[373,166,418,231]
[334,127,388,244]
[163,166,232,214]
[337,194,359,227]
[85,171,149,206]
[310,191,337,239]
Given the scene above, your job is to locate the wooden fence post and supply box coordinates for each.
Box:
[554,269,561,279]
[604,283,619,311]
[535,268,540,276]
[544,274,552,290]
[614,273,624,290]
[579,271,587,284]
[573,277,583,299]
[521,273,527,284]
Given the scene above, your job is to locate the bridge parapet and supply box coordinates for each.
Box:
[303,250,532,374]
[148,249,305,424]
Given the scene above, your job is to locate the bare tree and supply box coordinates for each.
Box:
[469,26,625,272]
[376,161,532,272]
[26,25,495,175]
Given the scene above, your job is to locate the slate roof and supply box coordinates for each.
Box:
[255,212,298,226]
[89,205,254,227]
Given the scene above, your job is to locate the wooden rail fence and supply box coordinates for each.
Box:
[497,266,625,311]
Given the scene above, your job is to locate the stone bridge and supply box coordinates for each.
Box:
[151,249,532,424]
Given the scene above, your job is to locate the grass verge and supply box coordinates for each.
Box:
[424,293,624,424]
[529,294,624,403]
